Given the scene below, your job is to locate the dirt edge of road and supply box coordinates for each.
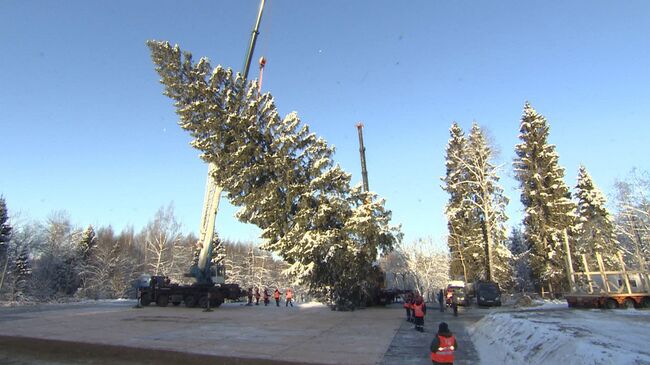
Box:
[0,335,325,365]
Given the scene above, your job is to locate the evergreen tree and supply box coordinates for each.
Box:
[0,196,13,292]
[441,123,477,281]
[574,165,620,269]
[147,41,399,308]
[513,103,576,293]
[508,226,533,292]
[11,243,31,301]
[78,225,96,261]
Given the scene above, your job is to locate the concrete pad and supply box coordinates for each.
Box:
[0,301,403,365]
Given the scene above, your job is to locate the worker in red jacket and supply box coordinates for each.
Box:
[274,288,281,307]
[285,288,294,307]
[413,295,426,332]
[254,287,261,305]
[430,322,457,364]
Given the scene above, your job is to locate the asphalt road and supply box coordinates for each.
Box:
[0,300,503,365]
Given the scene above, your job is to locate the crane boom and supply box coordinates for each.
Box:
[356,122,369,192]
[192,0,266,285]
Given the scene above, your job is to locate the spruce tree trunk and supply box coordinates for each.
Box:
[0,253,9,293]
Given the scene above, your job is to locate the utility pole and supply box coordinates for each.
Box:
[356,122,369,192]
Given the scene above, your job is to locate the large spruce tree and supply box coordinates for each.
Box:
[441,123,477,281]
[574,165,620,270]
[147,41,398,308]
[513,103,576,293]
[0,196,13,293]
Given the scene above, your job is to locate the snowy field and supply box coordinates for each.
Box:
[469,301,650,365]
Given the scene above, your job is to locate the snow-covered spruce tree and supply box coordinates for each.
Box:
[513,103,576,293]
[11,243,31,301]
[508,226,534,292]
[147,41,398,308]
[441,123,478,281]
[0,196,13,293]
[78,225,96,262]
[574,165,620,270]
[464,124,513,288]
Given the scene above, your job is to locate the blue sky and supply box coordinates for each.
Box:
[1,1,649,246]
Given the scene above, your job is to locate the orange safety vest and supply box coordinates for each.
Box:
[413,303,425,318]
[286,290,293,299]
[403,300,410,309]
[274,290,280,299]
[431,335,456,364]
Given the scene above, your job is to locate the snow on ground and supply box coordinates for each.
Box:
[468,301,650,365]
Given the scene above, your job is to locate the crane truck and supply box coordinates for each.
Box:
[138,0,268,308]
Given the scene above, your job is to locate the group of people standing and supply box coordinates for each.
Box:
[247,287,294,307]
[402,292,459,364]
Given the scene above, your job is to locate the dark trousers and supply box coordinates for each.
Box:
[275,298,280,306]
[405,308,411,321]
[414,316,424,331]
[286,298,293,307]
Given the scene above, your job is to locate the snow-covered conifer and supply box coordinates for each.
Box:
[513,103,576,292]
[11,243,31,301]
[574,165,620,269]
[441,123,477,281]
[0,196,13,293]
[147,41,399,308]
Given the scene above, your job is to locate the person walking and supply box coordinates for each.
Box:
[263,288,270,306]
[438,289,445,312]
[451,293,458,317]
[413,295,426,332]
[403,293,412,322]
[254,287,261,305]
[430,322,457,364]
[285,288,294,307]
[274,288,281,307]
[247,287,253,306]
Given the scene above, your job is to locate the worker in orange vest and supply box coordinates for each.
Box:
[285,288,294,307]
[254,287,261,305]
[413,295,426,332]
[274,288,281,307]
[430,322,457,364]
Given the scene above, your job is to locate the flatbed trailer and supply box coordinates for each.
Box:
[565,252,650,309]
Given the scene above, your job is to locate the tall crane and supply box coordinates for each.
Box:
[356,122,369,192]
[191,0,267,285]
[138,1,268,308]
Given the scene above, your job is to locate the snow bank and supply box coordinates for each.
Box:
[468,303,650,365]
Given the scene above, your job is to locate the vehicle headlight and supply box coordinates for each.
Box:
[496,296,500,300]
[480,296,485,300]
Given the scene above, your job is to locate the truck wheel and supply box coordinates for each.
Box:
[172,301,181,306]
[643,297,650,309]
[184,295,197,308]
[140,296,151,306]
[156,295,169,307]
[624,298,636,309]
[605,298,618,309]
[198,295,209,308]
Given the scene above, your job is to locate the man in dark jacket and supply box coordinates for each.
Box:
[430,322,458,364]
[437,289,445,312]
